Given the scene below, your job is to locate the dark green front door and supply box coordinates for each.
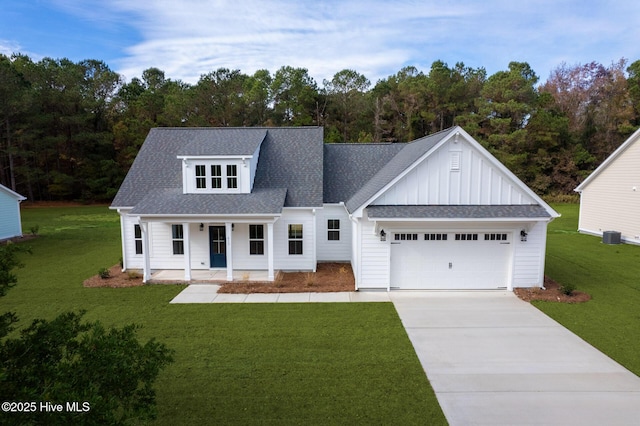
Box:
[209,226,226,268]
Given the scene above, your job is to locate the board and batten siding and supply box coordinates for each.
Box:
[578,138,640,244]
[316,204,352,262]
[372,138,536,206]
[0,187,24,240]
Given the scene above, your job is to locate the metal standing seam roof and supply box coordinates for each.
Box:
[110,127,324,211]
[366,204,552,219]
[344,128,452,213]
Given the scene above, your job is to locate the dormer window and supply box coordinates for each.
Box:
[227,165,238,189]
[211,165,222,188]
[196,165,206,189]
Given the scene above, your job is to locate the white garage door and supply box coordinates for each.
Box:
[390,231,511,289]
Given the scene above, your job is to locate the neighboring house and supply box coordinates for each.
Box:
[110,126,559,290]
[575,127,640,245]
[0,184,27,241]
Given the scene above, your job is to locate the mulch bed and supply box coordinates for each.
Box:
[83,264,590,303]
[513,276,591,303]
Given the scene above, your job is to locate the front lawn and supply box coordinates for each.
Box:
[2,205,447,425]
[542,203,640,376]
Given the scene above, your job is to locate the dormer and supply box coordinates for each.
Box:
[177,129,266,194]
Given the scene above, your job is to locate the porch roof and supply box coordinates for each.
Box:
[366,204,552,219]
[130,188,287,216]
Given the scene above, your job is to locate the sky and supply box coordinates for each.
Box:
[2,0,640,86]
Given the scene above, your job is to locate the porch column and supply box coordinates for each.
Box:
[267,222,274,281]
[140,221,151,283]
[225,222,233,281]
[183,222,191,281]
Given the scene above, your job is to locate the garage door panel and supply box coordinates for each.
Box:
[391,232,511,290]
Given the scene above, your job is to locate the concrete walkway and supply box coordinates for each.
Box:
[170,285,640,425]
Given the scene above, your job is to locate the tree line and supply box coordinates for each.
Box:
[2,53,640,202]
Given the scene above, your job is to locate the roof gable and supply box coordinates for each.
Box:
[575,127,640,192]
[344,129,450,212]
[350,126,558,218]
[0,184,26,201]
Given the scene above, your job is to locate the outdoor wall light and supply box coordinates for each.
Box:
[520,229,528,242]
[380,229,386,241]
[199,223,204,231]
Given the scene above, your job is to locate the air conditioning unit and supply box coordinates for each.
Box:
[602,231,621,245]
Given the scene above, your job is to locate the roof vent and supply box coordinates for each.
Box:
[450,152,461,171]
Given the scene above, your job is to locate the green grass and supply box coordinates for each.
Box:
[2,206,447,425]
[542,203,640,376]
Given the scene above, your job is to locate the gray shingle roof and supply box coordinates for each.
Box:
[111,127,324,211]
[179,128,266,156]
[130,188,287,215]
[252,127,324,207]
[344,128,452,213]
[323,143,405,204]
[366,204,552,219]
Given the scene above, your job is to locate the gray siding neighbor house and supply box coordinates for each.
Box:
[111,126,558,290]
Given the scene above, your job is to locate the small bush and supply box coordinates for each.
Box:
[98,267,111,279]
[559,282,576,296]
[30,225,40,236]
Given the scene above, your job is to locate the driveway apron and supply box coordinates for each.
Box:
[390,291,640,426]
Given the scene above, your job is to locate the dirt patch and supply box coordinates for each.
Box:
[83,265,145,288]
[218,263,354,293]
[514,276,591,304]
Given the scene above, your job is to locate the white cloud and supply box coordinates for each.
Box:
[39,0,640,84]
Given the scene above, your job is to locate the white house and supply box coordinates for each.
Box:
[575,127,640,244]
[0,184,27,241]
[110,126,559,291]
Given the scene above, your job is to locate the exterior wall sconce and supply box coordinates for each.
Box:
[232,223,235,231]
[199,223,204,232]
[380,229,386,241]
[520,229,528,242]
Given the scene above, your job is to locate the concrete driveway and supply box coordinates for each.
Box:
[390,291,640,426]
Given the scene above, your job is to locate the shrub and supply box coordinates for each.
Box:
[98,267,111,279]
[559,282,576,296]
[29,224,40,236]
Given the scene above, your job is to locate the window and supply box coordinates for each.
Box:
[288,224,303,255]
[424,233,448,241]
[211,165,222,189]
[485,233,508,241]
[195,165,206,189]
[394,233,418,241]
[172,224,184,255]
[249,225,264,255]
[227,164,238,189]
[134,224,143,254]
[327,219,340,241]
[455,233,478,241]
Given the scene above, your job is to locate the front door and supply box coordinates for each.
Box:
[209,226,227,268]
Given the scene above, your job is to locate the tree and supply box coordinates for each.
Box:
[0,243,174,424]
[323,69,370,142]
[270,66,319,126]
